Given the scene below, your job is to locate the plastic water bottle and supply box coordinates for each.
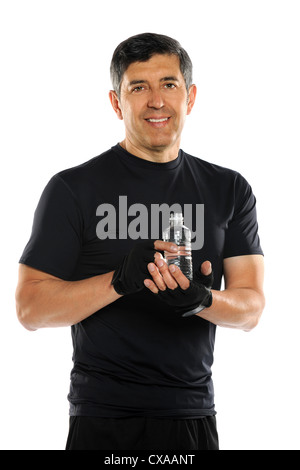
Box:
[163,212,193,280]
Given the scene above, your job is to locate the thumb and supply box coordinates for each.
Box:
[201,261,212,276]
[194,261,214,289]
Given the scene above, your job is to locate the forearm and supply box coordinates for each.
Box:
[16,271,121,331]
[16,241,177,331]
[197,287,265,331]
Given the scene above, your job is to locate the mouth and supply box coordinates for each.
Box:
[145,117,171,127]
[146,117,169,123]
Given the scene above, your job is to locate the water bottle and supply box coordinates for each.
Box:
[163,212,193,280]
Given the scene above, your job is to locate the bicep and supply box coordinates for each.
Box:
[223,254,264,293]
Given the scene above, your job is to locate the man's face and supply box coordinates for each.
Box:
[109,54,196,159]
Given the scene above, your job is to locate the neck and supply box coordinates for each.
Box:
[120,139,180,163]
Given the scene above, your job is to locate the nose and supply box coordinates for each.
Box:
[147,89,164,109]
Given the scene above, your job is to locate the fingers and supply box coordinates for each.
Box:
[149,261,174,291]
[143,240,178,294]
[154,258,178,290]
[143,277,160,294]
[168,264,190,290]
[153,240,178,254]
[144,257,190,293]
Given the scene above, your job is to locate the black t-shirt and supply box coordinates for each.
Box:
[20,144,263,418]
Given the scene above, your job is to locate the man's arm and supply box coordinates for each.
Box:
[16,240,178,331]
[197,255,265,331]
[15,265,121,331]
[144,254,265,332]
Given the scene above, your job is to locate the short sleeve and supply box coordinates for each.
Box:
[223,173,263,259]
[19,175,83,280]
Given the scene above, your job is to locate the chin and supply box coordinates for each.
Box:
[146,137,176,151]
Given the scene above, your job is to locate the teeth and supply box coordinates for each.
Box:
[147,118,169,123]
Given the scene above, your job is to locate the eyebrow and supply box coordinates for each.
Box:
[128,76,180,87]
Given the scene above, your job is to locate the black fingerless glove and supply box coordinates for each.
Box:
[112,240,157,295]
[158,266,214,317]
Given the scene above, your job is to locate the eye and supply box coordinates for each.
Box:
[132,86,145,93]
[164,83,176,89]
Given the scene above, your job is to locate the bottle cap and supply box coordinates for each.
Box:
[170,212,184,224]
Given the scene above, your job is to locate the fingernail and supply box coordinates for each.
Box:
[170,245,178,252]
[148,263,155,272]
[169,265,176,273]
[144,280,151,287]
[157,259,164,267]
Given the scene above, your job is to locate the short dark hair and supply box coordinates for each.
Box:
[110,32,193,97]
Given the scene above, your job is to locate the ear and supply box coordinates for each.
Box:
[187,84,197,115]
[109,90,123,120]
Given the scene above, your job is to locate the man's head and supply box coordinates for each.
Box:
[110,33,193,99]
[109,33,196,161]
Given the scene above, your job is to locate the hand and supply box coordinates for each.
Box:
[144,258,213,317]
[111,240,178,295]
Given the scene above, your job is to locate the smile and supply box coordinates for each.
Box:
[146,117,170,123]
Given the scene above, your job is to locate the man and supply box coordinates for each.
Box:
[15,33,265,450]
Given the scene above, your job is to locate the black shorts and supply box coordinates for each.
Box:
[66,415,219,450]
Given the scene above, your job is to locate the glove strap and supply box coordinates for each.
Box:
[181,292,213,318]
[181,305,206,317]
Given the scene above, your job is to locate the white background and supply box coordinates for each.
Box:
[0,0,299,450]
